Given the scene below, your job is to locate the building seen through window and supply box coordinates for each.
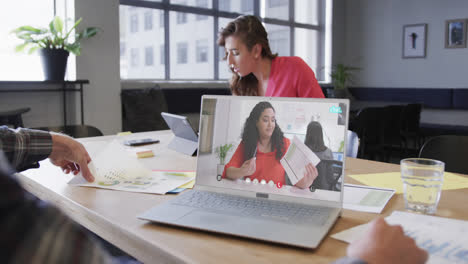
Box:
[119,0,330,81]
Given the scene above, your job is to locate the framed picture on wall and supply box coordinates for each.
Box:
[402,24,427,58]
[445,19,467,48]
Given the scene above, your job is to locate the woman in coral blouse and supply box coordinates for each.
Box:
[217,15,324,98]
[223,101,318,189]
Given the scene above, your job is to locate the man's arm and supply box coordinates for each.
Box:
[0,126,94,182]
[0,126,52,171]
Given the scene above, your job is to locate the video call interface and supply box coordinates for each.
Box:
[196,97,347,202]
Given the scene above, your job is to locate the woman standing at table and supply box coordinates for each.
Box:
[223,101,318,189]
[217,15,324,98]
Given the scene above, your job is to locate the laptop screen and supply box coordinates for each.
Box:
[196,96,348,203]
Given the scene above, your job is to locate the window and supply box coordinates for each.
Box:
[177,42,188,64]
[268,0,288,8]
[145,46,154,66]
[177,12,187,24]
[0,1,54,80]
[130,14,138,33]
[130,48,139,67]
[120,0,331,81]
[263,0,289,20]
[218,0,230,11]
[196,39,208,63]
[196,0,208,20]
[144,11,153,30]
[160,44,165,65]
[120,42,126,57]
[159,10,164,28]
[241,0,253,13]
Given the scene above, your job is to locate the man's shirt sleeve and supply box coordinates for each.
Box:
[0,126,53,171]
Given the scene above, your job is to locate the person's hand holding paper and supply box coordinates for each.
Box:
[280,136,320,187]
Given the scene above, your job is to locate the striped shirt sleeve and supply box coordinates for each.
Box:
[0,126,52,171]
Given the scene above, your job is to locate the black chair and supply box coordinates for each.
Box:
[121,86,169,132]
[33,125,103,138]
[311,159,343,191]
[0,107,31,128]
[400,103,422,156]
[353,107,386,161]
[418,135,468,174]
[380,105,405,162]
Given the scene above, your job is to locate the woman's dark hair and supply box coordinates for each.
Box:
[304,121,327,152]
[241,101,285,161]
[217,15,278,96]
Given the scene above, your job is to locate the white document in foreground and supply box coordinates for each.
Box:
[68,140,193,194]
[331,211,468,264]
[280,136,320,185]
[343,184,395,213]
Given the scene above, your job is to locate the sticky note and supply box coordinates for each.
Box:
[117,131,132,136]
[136,150,154,158]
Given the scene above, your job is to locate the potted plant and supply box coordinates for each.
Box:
[330,64,360,99]
[12,16,98,80]
[215,143,233,181]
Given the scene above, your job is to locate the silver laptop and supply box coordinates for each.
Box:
[139,95,349,249]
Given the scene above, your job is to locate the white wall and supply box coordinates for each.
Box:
[75,0,121,134]
[338,0,468,88]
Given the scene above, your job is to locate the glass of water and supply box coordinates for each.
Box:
[400,158,445,214]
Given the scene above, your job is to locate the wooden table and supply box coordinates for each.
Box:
[17,130,468,264]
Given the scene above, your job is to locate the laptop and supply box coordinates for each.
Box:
[140,96,349,249]
[161,112,198,156]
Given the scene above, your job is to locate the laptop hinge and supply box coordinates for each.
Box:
[256,192,269,199]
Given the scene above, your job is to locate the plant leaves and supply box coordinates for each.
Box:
[53,16,64,35]
[14,43,29,52]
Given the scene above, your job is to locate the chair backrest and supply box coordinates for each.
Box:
[33,125,103,138]
[400,103,422,134]
[0,107,31,128]
[121,86,169,132]
[419,135,468,174]
[346,130,359,158]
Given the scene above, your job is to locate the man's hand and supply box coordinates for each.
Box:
[347,218,428,264]
[48,134,94,182]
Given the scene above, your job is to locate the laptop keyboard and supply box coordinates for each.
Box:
[172,191,331,226]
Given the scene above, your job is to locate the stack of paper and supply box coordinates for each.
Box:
[68,140,194,194]
[332,211,468,264]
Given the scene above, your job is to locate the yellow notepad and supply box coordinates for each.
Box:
[348,172,468,194]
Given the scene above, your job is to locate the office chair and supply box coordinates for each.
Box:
[346,130,359,158]
[311,160,343,192]
[121,86,169,132]
[0,107,31,128]
[353,107,386,161]
[400,103,422,156]
[418,135,468,174]
[33,125,103,138]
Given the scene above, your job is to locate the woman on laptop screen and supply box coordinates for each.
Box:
[217,15,324,98]
[223,101,318,189]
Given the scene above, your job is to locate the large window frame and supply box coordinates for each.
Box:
[120,0,329,81]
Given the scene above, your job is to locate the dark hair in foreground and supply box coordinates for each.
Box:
[304,121,327,152]
[217,15,278,96]
[241,101,285,161]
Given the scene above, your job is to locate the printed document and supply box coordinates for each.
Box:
[332,211,468,264]
[68,140,194,194]
[280,136,320,185]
